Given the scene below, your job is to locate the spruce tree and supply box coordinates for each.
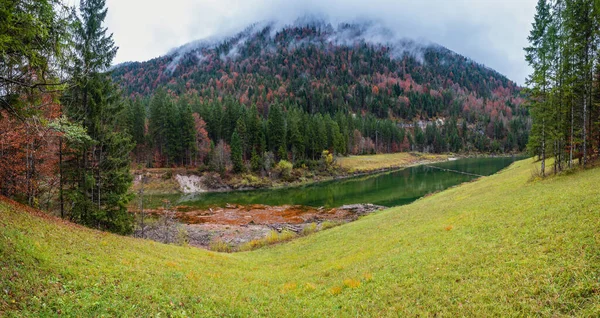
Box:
[62,0,134,234]
[413,123,425,152]
[148,88,169,163]
[524,0,599,173]
[179,99,197,166]
[128,98,146,146]
[267,104,285,158]
[288,112,305,161]
[235,117,248,159]
[525,0,552,175]
[231,131,244,173]
[164,100,182,165]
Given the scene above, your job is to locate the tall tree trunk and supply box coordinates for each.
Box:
[583,93,587,166]
[541,117,546,176]
[570,92,574,168]
[59,136,64,218]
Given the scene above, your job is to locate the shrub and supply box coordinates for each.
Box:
[320,221,341,230]
[230,174,271,189]
[239,230,297,252]
[301,223,317,235]
[266,229,296,244]
[238,239,267,252]
[320,150,334,170]
[275,160,293,180]
[162,169,173,180]
[209,240,232,253]
[176,227,189,246]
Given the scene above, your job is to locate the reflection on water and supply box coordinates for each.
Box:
[145,156,522,209]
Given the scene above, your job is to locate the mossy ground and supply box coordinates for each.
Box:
[1,158,599,316]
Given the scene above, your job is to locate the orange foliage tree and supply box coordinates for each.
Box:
[0,94,61,207]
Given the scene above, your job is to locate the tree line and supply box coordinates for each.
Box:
[526,0,600,175]
[122,92,406,171]
[121,90,528,174]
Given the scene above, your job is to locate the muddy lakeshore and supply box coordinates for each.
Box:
[134,203,385,249]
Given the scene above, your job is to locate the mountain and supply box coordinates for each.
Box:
[112,19,529,164]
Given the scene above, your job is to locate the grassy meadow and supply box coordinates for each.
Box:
[336,152,449,173]
[1,158,599,316]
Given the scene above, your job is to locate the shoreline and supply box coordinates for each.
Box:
[131,152,525,197]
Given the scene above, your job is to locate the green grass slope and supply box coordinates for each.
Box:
[1,158,599,316]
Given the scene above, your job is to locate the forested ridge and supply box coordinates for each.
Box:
[112,21,530,169]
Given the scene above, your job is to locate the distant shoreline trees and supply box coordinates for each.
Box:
[121,89,531,174]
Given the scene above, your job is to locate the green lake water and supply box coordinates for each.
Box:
[144,156,522,209]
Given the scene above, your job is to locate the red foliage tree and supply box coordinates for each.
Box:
[371,85,379,95]
[192,113,211,165]
[0,95,61,207]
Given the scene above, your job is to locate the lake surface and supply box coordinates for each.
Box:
[145,156,522,209]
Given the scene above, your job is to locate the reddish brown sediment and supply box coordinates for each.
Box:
[141,204,359,226]
[134,203,385,249]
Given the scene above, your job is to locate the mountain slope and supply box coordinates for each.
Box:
[1,159,599,316]
[113,21,529,155]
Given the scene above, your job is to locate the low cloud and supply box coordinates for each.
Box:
[105,0,536,84]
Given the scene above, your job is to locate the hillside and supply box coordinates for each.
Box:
[2,158,599,316]
[111,20,529,168]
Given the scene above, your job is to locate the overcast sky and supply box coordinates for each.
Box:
[94,0,536,85]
